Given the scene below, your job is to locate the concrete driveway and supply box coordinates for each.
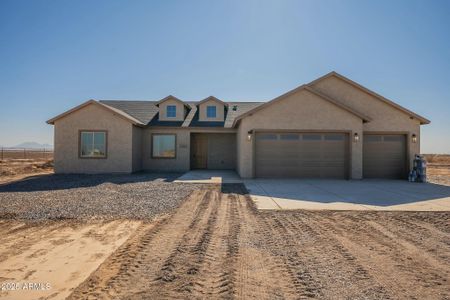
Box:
[244,179,450,211]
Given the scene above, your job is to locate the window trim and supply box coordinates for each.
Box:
[151,133,177,159]
[206,105,217,118]
[78,130,108,159]
[166,105,177,118]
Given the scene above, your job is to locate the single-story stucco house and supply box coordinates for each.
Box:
[47,72,430,179]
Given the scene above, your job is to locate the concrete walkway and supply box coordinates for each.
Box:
[175,170,243,184]
[244,179,450,211]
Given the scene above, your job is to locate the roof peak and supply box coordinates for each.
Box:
[197,96,229,106]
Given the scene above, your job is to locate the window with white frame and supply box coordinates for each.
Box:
[80,131,107,158]
[206,106,217,118]
[166,105,177,118]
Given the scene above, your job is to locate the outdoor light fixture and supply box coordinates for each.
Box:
[247,130,253,141]
[353,132,359,142]
[412,134,417,143]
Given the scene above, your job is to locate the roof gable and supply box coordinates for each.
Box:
[99,100,158,124]
[308,71,430,125]
[232,84,371,126]
[197,96,229,107]
[155,95,189,108]
[46,100,144,126]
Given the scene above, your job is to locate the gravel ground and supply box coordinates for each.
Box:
[0,173,208,220]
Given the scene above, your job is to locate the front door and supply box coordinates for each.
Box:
[191,134,208,169]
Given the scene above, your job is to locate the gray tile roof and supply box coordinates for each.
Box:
[99,100,263,128]
[224,102,263,128]
[99,100,158,125]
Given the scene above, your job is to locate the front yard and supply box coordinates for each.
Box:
[0,170,449,299]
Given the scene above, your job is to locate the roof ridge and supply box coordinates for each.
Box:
[99,99,265,104]
[100,100,157,102]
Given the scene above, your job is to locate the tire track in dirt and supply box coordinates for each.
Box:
[266,211,391,299]
[315,212,450,300]
[259,212,325,299]
[190,192,239,298]
[68,189,213,299]
[372,213,450,262]
[150,190,221,297]
[284,212,391,299]
[234,193,296,299]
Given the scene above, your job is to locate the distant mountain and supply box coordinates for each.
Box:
[11,142,53,149]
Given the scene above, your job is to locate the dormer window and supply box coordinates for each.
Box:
[206,106,217,118]
[167,105,176,118]
[197,96,226,122]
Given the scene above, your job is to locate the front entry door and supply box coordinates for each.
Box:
[191,134,208,169]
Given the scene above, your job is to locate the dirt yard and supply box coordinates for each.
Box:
[0,159,53,185]
[65,184,450,300]
[425,154,450,186]
[0,219,142,299]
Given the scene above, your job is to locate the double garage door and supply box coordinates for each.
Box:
[255,132,349,178]
[255,132,407,179]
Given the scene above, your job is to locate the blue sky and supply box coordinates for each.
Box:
[0,0,449,153]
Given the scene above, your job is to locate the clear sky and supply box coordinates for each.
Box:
[1,0,449,153]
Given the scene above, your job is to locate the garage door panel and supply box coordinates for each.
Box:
[363,134,406,179]
[255,132,348,178]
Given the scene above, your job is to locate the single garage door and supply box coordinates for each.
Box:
[255,132,349,178]
[363,134,407,179]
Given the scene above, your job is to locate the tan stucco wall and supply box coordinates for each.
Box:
[141,128,237,172]
[142,128,190,172]
[158,99,187,121]
[132,126,143,172]
[237,89,364,179]
[198,99,225,122]
[53,104,133,173]
[310,76,421,170]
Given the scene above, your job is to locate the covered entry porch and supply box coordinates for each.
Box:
[190,133,237,170]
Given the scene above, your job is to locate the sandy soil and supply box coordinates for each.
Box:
[0,159,53,185]
[67,184,450,300]
[425,154,450,186]
[428,165,450,186]
[0,219,142,300]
